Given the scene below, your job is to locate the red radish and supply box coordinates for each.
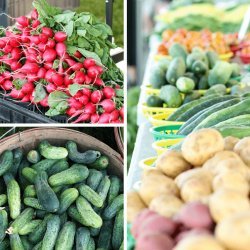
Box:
[21,62,39,74]
[2,71,11,80]
[37,68,47,79]
[83,58,96,69]
[45,69,56,82]
[73,71,85,84]
[0,40,6,48]
[68,97,83,110]
[54,32,67,42]
[39,34,48,43]
[9,38,20,47]
[44,62,53,70]
[110,109,120,121]
[38,43,47,52]
[11,61,22,71]
[46,83,56,93]
[87,66,100,78]
[55,42,66,57]
[40,97,49,107]
[94,78,104,87]
[31,9,39,20]
[91,113,99,123]
[3,45,12,54]
[16,16,29,27]
[82,88,91,98]
[112,119,121,124]
[43,48,57,62]
[21,94,30,102]
[100,99,116,113]
[73,91,83,98]
[52,73,64,86]
[73,113,91,123]
[65,58,76,67]
[22,82,34,94]
[21,35,30,43]
[66,107,77,116]
[12,73,26,80]
[103,86,116,99]
[29,35,40,45]
[27,74,38,83]
[95,65,103,74]
[47,39,56,48]
[98,113,111,123]
[9,89,24,99]
[2,80,13,90]
[71,62,84,71]
[119,106,124,119]
[84,75,92,84]
[84,103,96,114]
[64,75,73,86]
[11,48,22,60]
[91,90,102,104]
[0,76,4,85]
[42,27,54,38]
[78,95,89,105]
[32,19,41,28]
[74,50,82,59]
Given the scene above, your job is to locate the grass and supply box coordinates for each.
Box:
[76,0,123,47]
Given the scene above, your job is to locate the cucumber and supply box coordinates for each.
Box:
[157,57,170,72]
[35,209,47,219]
[55,222,76,250]
[35,171,60,213]
[186,52,206,69]
[0,194,7,206]
[22,167,37,184]
[97,176,111,202]
[216,126,250,138]
[169,43,188,61]
[179,98,241,135]
[97,220,113,250]
[66,141,101,164]
[24,185,36,198]
[76,227,90,250]
[108,176,122,203]
[103,194,124,220]
[24,197,45,210]
[18,158,30,188]
[149,66,167,89]
[7,208,34,234]
[89,155,109,170]
[10,234,25,250]
[4,173,21,219]
[166,57,186,85]
[198,74,209,90]
[195,98,250,130]
[176,77,195,94]
[205,84,227,96]
[27,150,41,164]
[0,239,9,250]
[206,50,218,69]
[33,241,42,250]
[78,184,103,208]
[176,96,236,121]
[0,210,8,241]
[19,220,42,235]
[59,212,68,226]
[57,188,79,214]
[39,140,68,160]
[76,197,103,228]
[90,227,100,237]
[86,169,103,191]
[146,95,164,107]
[214,114,250,128]
[119,242,124,250]
[49,164,89,187]
[0,150,13,177]
[32,159,58,172]
[112,209,124,250]
[191,60,208,75]
[20,236,34,250]
[159,85,182,108]
[47,159,69,176]
[231,62,241,77]
[10,148,23,177]
[41,215,61,250]
[87,237,95,250]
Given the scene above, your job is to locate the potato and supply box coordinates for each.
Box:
[212,171,249,195]
[209,189,250,223]
[175,229,211,243]
[136,232,174,250]
[175,202,213,230]
[139,172,179,205]
[180,178,212,203]
[181,128,224,166]
[174,235,225,250]
[156,150,192,178]
[141,168,164,180]
[224,136,239,151]
[234,137,250,167]
[127,191,147,223]
[149,194,183,218]
[216,211,250,250]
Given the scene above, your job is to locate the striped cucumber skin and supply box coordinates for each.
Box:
[97,220,113,250]
[0,150,13,177]
[108,176,122,203]
[179,98,241,135]
[86,169,103,191]
[213,114,250,128]
[216,126,250,138]
[97,176,111,202]
[22,167,37,184]
[57,188,79,214]
[87,237,95,250]
[24,197,45,210]
[19,220,42,235]
[103,194,124,220]
[32,159,58,172]
[24,185,36,198]
[76,227,90,250]
[176,96,236,121]
[10,234,25,250]
[194,98,250,130]
[41,215,61,250]
[0,194,7,206]
[47,159,69,176]
[55,222,76,250]
[112,209,124,250]
[0,210,8,241]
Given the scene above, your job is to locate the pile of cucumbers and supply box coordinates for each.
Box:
[0,140,124,250]
[147,43,241,108]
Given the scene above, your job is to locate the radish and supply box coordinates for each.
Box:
[46,83,56,93]
[21,62,39,74]
[2,80,13,91]
[52,73,64,86]
[65,58,76,67]
[110,109,120,121]
[11,61,22,71]
[84,75,92,84]
[42,27,54,38]
[84,103,96,114]
[29,35,40,45]
[68,97,83,110]
[94,78,104,87]
[2,71,11,80]
[73,71,85,84]
[78,95,89,105]
[54,32,67,42]
[0,76,4,85]
[73,113,91,124]
[119,106,124,119]
[39,34,48,43]
[11,48,22,60]
[74,50,82,59]
[9,89,24,99]
[9,38,20,47]
[95,65,103,74]
[16,16,29,27]
[73,91,83,98]
[55,42,66,57]
[0,40,6,49]
[43,48,57,62]
[22,82,34,94]
[91,113,99,123]
[37,68,47,79]
[21,94,31,102]
[21,35,30,43]
[45,69,56,82]
[47,39,56,48]
[3,45,12,54]
[27,74,38,83]
[91,90,102,104]
[112,119,122,124]
[103,86,116,99]
[87,66,100,78]
[38,43,47,52]
[83,58,96,69]
[98,113,111,123]
[66,107,77,116]
[64,75,73,86]
[31,9,39,20]
[44,62,53,70]
[71,62,84,72]
[82,88,91,98]
[40,96,49,107]
[100,99,116,113]
[32,19,41,28]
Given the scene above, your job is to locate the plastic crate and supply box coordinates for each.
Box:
[152,138,184,155]
[150,125,185,141]
[149,113,185,127]
[139,156,157,170]
[141,104,177,118]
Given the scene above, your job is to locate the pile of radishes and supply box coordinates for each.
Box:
[0,9,124,123]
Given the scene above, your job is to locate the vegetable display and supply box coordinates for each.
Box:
[0,0,124,123]
[0,139,124,249]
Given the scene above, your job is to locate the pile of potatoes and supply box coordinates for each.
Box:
[128,128,250,250]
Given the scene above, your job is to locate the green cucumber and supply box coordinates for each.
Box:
[166,57,186,85]
[191,60,208,75]
[18,158,30,188]
[97,176,111,202]
[86,169,103,191]
[206,50,218,69]
[76,227,90,250]
[0,239,9,250]
[0,194,7,206]
[149,66,167,89]
[24,197,45,210]
[47,159,69,176]
[176,77,195,94]
[35,171,59,212]
[27,150,41,164]
[159,85,182,108]
[33,241,42,250]
[112,209,124,250]
[66,141,101,164]
[19,220,42,235]
[4,173,21,219]
[20,236,34,250]
[90,227,100,237]
[10,234,25,250]
[0,210,8,241]
[41,215,61,250]
[10,148,23,177]
[32,159,58,172]
[57,188,79,214]
[0,150,13,176]
[24,185,36,198]
[103,194,124,220]
[60,212,68,226]
[22,167,37,184]
[87,237,95,250]
[213,114,250,128]
[169,43,188,61]
[97,220,113,250]
[146,95,164,107]
[39,140,68,160]
[49,164,89,187]
[36,209,47,219]
[55,222,76,250]
[216,126,250,138]
[89,155,109,170]
[108,176,122,203]
[78,184,103,208]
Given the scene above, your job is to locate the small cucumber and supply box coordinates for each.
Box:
[33,241,42,250]
[10,148,23,177]
[60,212,68,226]
[66,141,101,164]
[27,150,41,164]
[0,194,7,206]
[19,220,42,235]
[49,164,89,187]
[108,176,122,203]
[0,239,9,250]
[18,158,30,188]
[97,176,111,202]
[86,169,103,191]
[32,159,58,172]
[41,215,61,250]
[39,140,68,160]
[78,184,103,208]
[10,234,25,250]
[36,209,47,219]
[55,222,76,250]
[57,188,79,214]
[0,150,13,176]
[24,185,36,198]
[24,197,45,210]
[90,227,100,237]
[22,167,37,184]
[20,236,34,250]
[0,209,8,241]
[87,237,95,250]
[76,227,90,250]
[47,159,69,176]
[97,220,113,250]
[89,155,109,170]
[112,209,124,250]
[103,194,124,220]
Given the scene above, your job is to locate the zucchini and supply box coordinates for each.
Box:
[0,209,8,241]
[87,237,95,250]
[86,169,103,191]
[213,114,250,128]
[97,220,113,250]
[103,194,124,220]
[10,148,23,177]
[27,150,41,164]
[66,141,101,164]
[108,176,122,203]
[112,209,124,250]
[22,167,37,184]
[49,164,89,187]
[4,173,21,219]
[39,140,68,160]
[97,176,111,202]
[24,197,45,210]
[0,150,13,176]
[47,159,69,176]
[35,171,60,213]
[78,184,103,208]
[89,155,109,170]
[19,220,42,235]
[32,159,58,172]
[216,126,250,139]
[57,188,79,214]
[76,227,90,250]
[0,194,7,206]
[24,185,36,198]
[41,215,61,250]
[55,222,76,250]
[10,234,25,250]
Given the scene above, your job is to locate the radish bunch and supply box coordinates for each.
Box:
[0,9,124,123]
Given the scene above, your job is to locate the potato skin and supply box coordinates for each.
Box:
[175,228,211,243]
[156,151,192,178]
[181,129,224,166]
[234,137,250,167]
[216,211,250,250]
[224,136,239,151]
